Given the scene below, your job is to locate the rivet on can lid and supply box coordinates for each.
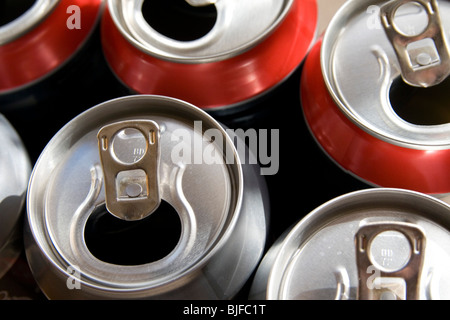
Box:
[125,183,143,198]
[416,52,433,66]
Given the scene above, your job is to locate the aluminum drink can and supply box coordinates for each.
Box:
[0,0,104,111]
[101,0,317,117]
[300,0,450,204]
[250,188,450,300]
[25,95,269,299]
[0,114,31,279]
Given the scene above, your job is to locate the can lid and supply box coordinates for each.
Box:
[0,115,30,256]
[321,0,450,149]
[0,0,59,45]
[107,0,293,62]
[27,96,244,291]
[264,189,450,300]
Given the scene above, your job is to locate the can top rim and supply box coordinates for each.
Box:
[107,0,293,63]
[320,0,450,150]
[0,0,60,45]
[26,95,245,292]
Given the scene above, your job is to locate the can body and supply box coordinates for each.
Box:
[0,0,111,162]
[101,0,317,118]
[0,0,104,99]
[250,188,450,300]
[0,115,31,280]
[25,95,269,299]
[300,0,450,202]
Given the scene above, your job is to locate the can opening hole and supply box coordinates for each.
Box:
[0,0,36,27]
[84,201,182,266]
[389,76,450,125]
[141,0,217,42]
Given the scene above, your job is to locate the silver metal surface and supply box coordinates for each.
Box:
[98,120,161,221]
[107,0,293,62]
[0,114,31,279]
[249,188,450,300]
[380,0,450,88]
[25,95,269,299]
[321,0,450,149]
[0,0,59,45]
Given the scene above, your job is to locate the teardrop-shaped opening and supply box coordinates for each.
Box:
[142,0,217,42]
[0,0,36,27]
[389,76,450,125]
[84,201,182,266]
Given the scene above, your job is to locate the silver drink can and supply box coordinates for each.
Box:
[250,188,450,300]
[0,114,31,279]
[25,95,269,299]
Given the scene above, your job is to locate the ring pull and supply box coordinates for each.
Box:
[97,120,161,221]
[380,0,450,87]
[355,222,426,300]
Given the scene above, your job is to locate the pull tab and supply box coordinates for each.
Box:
[97,120,161,221]
[355,222,426,300]
[185,0,216,7]
[380,0,450,87]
